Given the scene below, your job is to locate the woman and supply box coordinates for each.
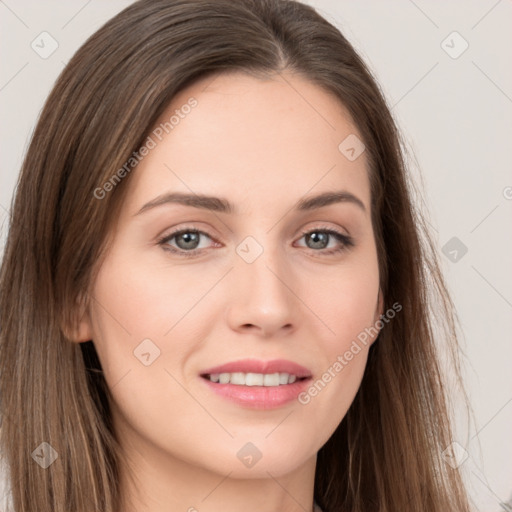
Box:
[0,0,471,510]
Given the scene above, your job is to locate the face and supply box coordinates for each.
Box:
[76,70,383,480]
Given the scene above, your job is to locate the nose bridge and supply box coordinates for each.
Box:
[236,232,291,302]
[227,231,297,334]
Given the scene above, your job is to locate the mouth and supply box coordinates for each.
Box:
[201,372,308,386]
[199,359,312,409]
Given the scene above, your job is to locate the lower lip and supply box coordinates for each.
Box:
[200,377,311,409]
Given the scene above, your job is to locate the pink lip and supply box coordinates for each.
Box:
[199,359,312,410]
[200,359,312,378]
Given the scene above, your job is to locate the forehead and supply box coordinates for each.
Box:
[124,70,371,216]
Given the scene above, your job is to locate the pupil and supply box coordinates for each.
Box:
[307,232,328,249]
[177,232,199,250]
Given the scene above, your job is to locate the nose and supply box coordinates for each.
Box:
[225,241,298,338]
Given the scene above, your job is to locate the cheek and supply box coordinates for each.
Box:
[86,253,212,455]
[87,247,224,387]
[305,256,380,351]
[90,246,211,339]
[296,256,379,411]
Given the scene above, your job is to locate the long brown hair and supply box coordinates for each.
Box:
[0,0,471,510]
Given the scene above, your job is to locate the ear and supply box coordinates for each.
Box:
[62,293,94,343]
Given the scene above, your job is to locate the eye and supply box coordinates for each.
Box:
[157,225,354,258]
[295,227,354,255]
[157,227,216,257]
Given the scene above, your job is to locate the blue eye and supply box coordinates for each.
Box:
[296,228,354,254]
[157,226,354,258]
[157,228,213,257]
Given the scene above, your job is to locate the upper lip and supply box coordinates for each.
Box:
[200,359,312,378]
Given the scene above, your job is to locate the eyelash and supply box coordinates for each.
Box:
[157,225,354,258]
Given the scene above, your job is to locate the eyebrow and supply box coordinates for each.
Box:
[135,190,366,216]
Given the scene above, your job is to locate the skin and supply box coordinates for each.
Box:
[72,70,383,512]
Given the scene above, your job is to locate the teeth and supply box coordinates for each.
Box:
[278,373,288,385]
[245,373,263,386]
[206,372,299,386]
[231,372,246,385]
[263,373,280,386]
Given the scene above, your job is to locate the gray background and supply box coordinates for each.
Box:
[1,1,511,510]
